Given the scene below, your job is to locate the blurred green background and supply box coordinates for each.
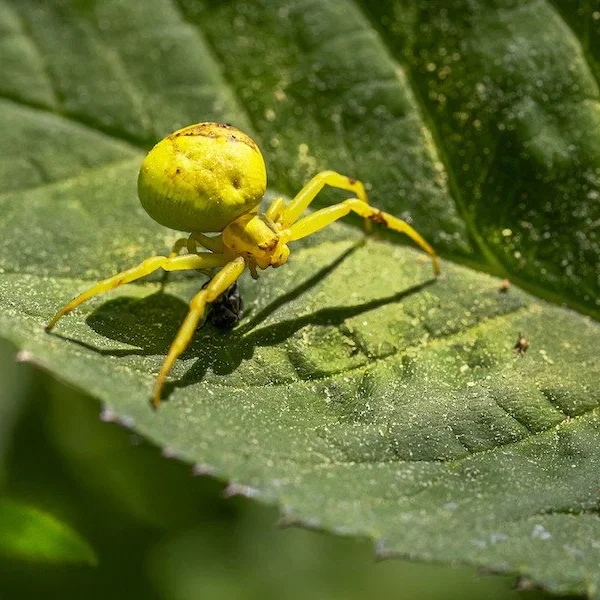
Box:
[0,338,578,600]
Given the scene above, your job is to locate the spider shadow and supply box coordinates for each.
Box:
[50,240,436,402]
[52,241,363,358]
[173,277,434,394]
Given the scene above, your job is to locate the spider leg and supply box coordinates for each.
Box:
[152,256,246,408]
[160,237,192,289]
[160,236,201,289]
[189,232,225,254]
[287,198,439,275]
[265,196,286,222]
[168,233,224,257]
[45,253,229,331]
[279,171,370,228]
[168,237,189,258]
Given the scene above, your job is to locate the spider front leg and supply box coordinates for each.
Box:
[45,253,229,331]
[152,256,246,408]
[265,196,286,222]
[286,197,440,275]
[279,171,370,229]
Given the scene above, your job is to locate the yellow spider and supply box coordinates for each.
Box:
[46,122,439,408]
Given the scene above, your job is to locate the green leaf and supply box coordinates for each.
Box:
[0,500,97,565]
[0,340,32,481]
[0,0,599,597]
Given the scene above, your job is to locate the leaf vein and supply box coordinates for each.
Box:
[101,302,537,390]
[353,1,505,274]
[490,396,536,436]
[0,156,142,202]
[309,408,600,469]
[170,0,259,139]
[0,95,146,153]
[8,2,60,109]
[546,0,600,94]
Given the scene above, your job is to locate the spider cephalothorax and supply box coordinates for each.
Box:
[222,213,291,272]
[46,122,439,408]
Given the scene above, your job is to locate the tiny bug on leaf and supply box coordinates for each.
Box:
[46,122,439,408]
[205,281,244,330]
[514,333,530,354]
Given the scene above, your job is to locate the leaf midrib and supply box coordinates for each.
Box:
[354,0,505,275]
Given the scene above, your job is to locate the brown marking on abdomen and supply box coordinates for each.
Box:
[169,123,259,152]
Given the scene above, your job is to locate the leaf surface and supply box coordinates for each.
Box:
[0,0,599,596]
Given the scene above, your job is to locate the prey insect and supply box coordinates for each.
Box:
[46,122,439,408]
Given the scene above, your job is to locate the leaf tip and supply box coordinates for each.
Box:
[276,508,304,529]
[99,405,135,429]
[223,482,260,499]
[161,446,183,460]
[373,540,397,562]
[99,407,117,423]
[15,349,34,363]
[514,576,539,592]
[191,463,216,477]
[15,349,52,373]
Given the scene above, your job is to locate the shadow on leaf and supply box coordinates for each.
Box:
[50,241,436,401]
[170,278,435,395]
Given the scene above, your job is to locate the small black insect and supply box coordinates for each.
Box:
[205,281,244,330]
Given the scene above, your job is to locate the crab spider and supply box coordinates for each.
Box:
[46,122,439,408]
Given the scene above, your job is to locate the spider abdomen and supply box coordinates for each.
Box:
[137,122,267,233]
